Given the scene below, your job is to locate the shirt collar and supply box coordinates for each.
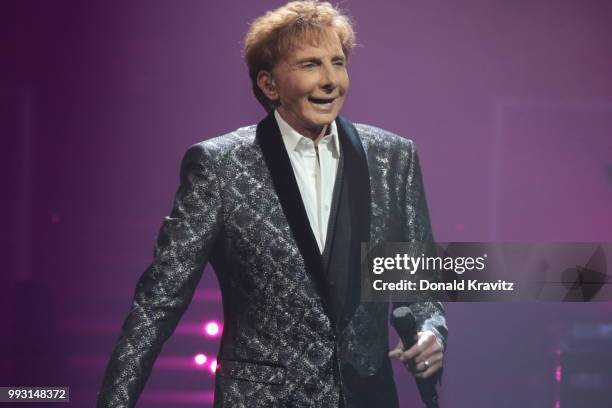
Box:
[274,109,340,155]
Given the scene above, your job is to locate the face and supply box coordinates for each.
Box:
[258,30,350,140]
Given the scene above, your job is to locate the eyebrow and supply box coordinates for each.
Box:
[294,55,346,64]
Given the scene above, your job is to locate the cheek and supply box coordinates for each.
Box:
[293,75,320,95]
[283,84,311,105]
[341,74,350,93]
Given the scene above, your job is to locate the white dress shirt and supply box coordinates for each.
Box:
[274,110,340,253]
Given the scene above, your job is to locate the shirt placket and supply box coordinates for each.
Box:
[300,140,323,251]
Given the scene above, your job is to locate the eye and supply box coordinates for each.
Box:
[333,60,346,67]
[301,62,318,69]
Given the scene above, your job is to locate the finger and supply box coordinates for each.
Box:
[399,341,422,361]
[414,353,443,372]
[415,349,439,365]
[388,340,404,358]
[403,331,433,361]
[414,361,443,379]
[414,342,443,364]
[412,332,442,363]
[402,359,420,374]
[402,332,443,371]
[398,332,432,363]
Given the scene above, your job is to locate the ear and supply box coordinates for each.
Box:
[256,70,279,102]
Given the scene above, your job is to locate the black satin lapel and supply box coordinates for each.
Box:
[336,115,372,332]
[255,111,334,327]
[321,143,344,273]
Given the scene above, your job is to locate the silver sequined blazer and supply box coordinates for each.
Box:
[96,112,447,407]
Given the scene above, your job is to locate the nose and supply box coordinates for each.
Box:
[319,63,338,93]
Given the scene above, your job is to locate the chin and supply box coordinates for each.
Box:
[310,111,339,125]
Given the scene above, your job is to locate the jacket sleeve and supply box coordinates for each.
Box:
[392,139,448,351]
[96,143,223,407]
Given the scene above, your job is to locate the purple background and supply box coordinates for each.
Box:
[2,1,612,406]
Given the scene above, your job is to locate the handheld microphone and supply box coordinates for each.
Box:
[391,306,440,408]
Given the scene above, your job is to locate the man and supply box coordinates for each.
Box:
[97,1,447,407]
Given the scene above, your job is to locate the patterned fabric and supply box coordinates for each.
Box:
[96,114,447,408]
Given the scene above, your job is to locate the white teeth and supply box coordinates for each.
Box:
[312,101,333,109]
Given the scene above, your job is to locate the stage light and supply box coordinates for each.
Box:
[204,321,221,337]
[210,359,218,374]
[554,365,562,383]
[194,354,207,365]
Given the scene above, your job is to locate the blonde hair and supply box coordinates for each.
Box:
[243,1,356,111]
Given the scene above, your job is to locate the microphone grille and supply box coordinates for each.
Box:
[392,306,415,321]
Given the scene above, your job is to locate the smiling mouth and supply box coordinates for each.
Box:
[308,96,336,105]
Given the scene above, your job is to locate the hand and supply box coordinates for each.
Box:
[388,330,444,379]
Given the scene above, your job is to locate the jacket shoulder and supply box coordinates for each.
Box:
[191,124,257,153]
[180,125,258,168]
[353,122,417,153]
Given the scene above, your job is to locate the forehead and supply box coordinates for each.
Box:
[279,28,345,61]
